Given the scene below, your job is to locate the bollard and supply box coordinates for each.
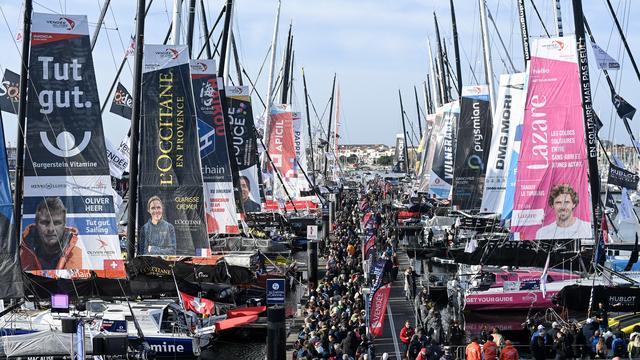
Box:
[266,306,286,360]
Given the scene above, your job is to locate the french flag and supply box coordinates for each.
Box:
[196,248,212,257]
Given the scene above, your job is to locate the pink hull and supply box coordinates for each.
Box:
[465,290,559,311]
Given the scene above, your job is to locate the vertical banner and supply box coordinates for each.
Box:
[225,85,262,212]
[481,73,527,214]
[105,134,130,179]
[21,14,123,278]
[109,82,133,120]
[190,60,239,234]
[511,36,593,240]
[368,282,392,337]
[137,45,209,256]
[429,102,459,199]
[417,114,435,193]
[0,69,20,114]
[393,135,406,173]
[452,85,492,210]
[267,104,297,203]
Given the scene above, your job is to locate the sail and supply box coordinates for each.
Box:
[190,60,240,234]
[429,102,459,199]
[137,45,209,256]
[0,69,19,114]
[225,85,263,212]
[452,86,492,210]
[511,36,593,241]
[480,73,527,214]
[22,13,123,278]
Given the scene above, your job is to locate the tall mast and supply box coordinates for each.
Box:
[517,0,531,64]
[572,0,600,251]
[91,0,111,51]
[185,0,197,56]
[423,80,432,115]
[199,0,212,59]
[334,85,341,157]
[230,32,243,85]
[399,90,410,175]
[553,0,564,37]
[443,42,453,99]
[218,0,234,82]
[478,0,496,114]
[302,68,315,186]
[427,41,440,108]
[127,0,146,258]
[13,0,32,250]
[262,0,282,141]
[449,0,463,99]
[323,74,336,179]
[280,23,293,104]
[170,0,182,45]
[434,13,448,104]
[604,0,640,83]
[414,85,423,135]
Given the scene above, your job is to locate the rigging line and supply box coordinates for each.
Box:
[528,0,551,37]
[99,1,121,73]
[485,5,517,73]
[247,44,272,97]
[107,0,134,77]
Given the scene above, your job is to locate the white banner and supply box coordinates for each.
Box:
[590,41,620,70]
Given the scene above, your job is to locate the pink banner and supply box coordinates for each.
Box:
[369,282,391,337]
[511,36,593,240]
[268,105,297,181]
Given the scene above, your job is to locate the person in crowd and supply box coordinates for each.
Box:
[492,327,504,348]
[407,334,422,360]
[465,337,482,360]
[399,320,415,359]
[448,320,465,346]
[499,340,519,360]
[595,302,609,332]
[628,332,640,357]
[483,336,498,360]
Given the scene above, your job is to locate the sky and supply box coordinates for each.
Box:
[0,0,638,147]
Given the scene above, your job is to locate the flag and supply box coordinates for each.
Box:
[464,238,478,253]
[540,252,551,299]
[196,248,212,257]
[612,93,636,120]
[124,35,135,57]
[109,83,133,120]
[619,188,633,222]
[0,69,19,114]
[606,192,619,220]
[590,41,620,70]
[368,282,391,337]
[180,291,215,316]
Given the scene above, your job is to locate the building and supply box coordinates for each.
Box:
[336,144,393,166]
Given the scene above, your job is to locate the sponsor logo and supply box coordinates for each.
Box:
[46,17,76,31]
[41,131,91,158]
[542,40,565,51]
[467,155,484,170]
[113,87,132,108]
[29,183,65,190]
[154,48,180,60]
[97,239,109,250]
[227,86,243,95]
[191,61,208,72]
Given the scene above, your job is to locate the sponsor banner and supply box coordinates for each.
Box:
[368,282,391,337]
[429,102,459,199]
[606,192,619,220]
[512,36,593,240]
[612,93,636,121]
[268,104,299,201]
[481,73,527,214]
[22,13,122,278]
[363,233,376,261]
[418,114,435,193]
[190,59,239,233]
[608,163,639,190]
[225,85,263,210]
[452,85,492,210]
[0,69,20,114]
[263,199,318,211]
[137,45,209,256]
[464,290,557,310]
[394,134,406,172]
[109,82,133,120]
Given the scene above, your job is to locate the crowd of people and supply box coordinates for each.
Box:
[291,189,376,360]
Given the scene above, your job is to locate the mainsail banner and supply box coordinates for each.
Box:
[190,60,239,233]
[22,13,123,278]
[137,45,209,256]
[417,114,435,193]
[225,85,262,212]
[393,134,406,173]
[481,73,527,214]
[109,82,133,120]
[511,36,593,240]
[429,102,459,199]
[267,104,298,203]
[452,85,492,210]
[0,68,19,114]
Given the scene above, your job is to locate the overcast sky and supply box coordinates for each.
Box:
[0,0,638,147]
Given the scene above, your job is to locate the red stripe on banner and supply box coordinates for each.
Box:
[264,200,319,210]
[368,283,392,337]
[31,32,82,45]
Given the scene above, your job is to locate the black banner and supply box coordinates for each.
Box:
[606,192,619,220]
[452,87,492,210]
[138,45,208,256]
[0,69,19,114]
[109,82,133,120]
[608,163,639,190]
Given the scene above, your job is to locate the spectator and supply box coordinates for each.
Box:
[465,337,482,360]
[499,340,519,360]
[400,320,415,359]
[483,337,498,360]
